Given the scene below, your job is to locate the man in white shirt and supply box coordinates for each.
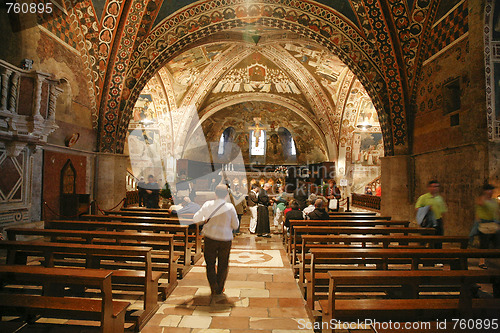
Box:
[193,185,239,296]
[247,184,259,234]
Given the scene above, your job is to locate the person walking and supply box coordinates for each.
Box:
[470,184,500,269]
[415,180,447,248]
[192,185,239,296]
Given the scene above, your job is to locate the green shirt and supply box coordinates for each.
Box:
[415,193,447,219]
[476,199,499,221]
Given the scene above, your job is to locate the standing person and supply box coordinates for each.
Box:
[273,186,287,233]
[192,185,239,296]
[256,183,271,238]
[415,180,447,248]
[230,185,247,235]
[137,177,146,207]
[325,179,341,212]
[294,181,308,210]
[470,184,500,269]
[247,184,259,234]
[144,175,160,208]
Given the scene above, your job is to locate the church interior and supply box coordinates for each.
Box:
[1,0,500,332]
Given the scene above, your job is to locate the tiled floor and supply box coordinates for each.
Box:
[141,216,315,333]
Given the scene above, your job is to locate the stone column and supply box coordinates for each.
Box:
[380,155,415,223]
[95,153,128,211]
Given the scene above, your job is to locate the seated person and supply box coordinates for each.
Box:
[169,197,201,216]
[302,199,315,218]
[307,199,329,220]
[284,200,304,229]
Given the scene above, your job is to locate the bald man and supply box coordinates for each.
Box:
[307,199,329,220]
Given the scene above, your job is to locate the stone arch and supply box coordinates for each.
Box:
[187,92,332,160]
[102,0,399,155]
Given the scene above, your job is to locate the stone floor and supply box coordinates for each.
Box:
[140,215,316,333]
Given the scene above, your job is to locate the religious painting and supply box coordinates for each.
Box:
[166,43,230,105]
[196,101,328,165]
[355,101,379,127]
[127,128,162,178]
[351,132,384,166]
[132,94,156,122]
[211,53,301,97]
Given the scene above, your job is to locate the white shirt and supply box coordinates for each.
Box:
[193,199,239,241]
[303,204,315,218]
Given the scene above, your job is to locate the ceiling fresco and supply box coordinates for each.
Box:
[32,0,459,154]
[130,36,382,166]
[165,43,231,106]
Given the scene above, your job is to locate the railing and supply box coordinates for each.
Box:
[125,191,139,207]
[0,59,62,157]
[352,193,381,211]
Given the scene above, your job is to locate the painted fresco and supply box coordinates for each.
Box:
[166,43,230,106]
[282,42,347,104]
[351,132,384,166]
[204,52,307,106]
[132,94,157,122]
[184,101,328,164]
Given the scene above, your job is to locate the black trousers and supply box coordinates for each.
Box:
[204,236,232,294]
[433,218,444,249]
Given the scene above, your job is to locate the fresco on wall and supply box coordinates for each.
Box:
[166,43,231,106]
[183,101,328,164]
[132,94,157,122]
[282,42,348,104]
[204,52,307,106]
[351,132,384,166]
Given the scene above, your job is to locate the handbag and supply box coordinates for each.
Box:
[478,221,500,234]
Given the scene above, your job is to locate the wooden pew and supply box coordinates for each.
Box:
[319,270,500,333]
[121,207,172,213]
[0,240,157,331]
[49,220,194,276]
[328,215,391,220]
[0,265,130,333]
[299,234,470,291]
[6,227,178,299]
[306,248,500,310]
[286,219,410,256]
[289,225,434,268]
[329,211,376,216]
[104,210,172,217]
[80,214,202,264]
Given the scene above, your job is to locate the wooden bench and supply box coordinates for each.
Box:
[286,219,410,255]
[0,265,129,333]
[329,211,376,216]
[48,219,195,276]
[104,210,172,217]
[6,227,179,299]
[289,225,435,268]
[306,248,500,310]
[319,270,500,333]
[328,215,391,220]
[80,214,202,264]
[299,235,469,291]
[0,240,157,331]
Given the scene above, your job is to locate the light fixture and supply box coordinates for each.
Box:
[356,123,372,130]
[139,118,154,126]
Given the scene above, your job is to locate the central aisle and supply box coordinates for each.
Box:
[140,216,315,333]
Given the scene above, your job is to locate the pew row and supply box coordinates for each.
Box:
[0,265,130,333]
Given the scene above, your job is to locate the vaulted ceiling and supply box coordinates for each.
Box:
[35,0,463,154]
